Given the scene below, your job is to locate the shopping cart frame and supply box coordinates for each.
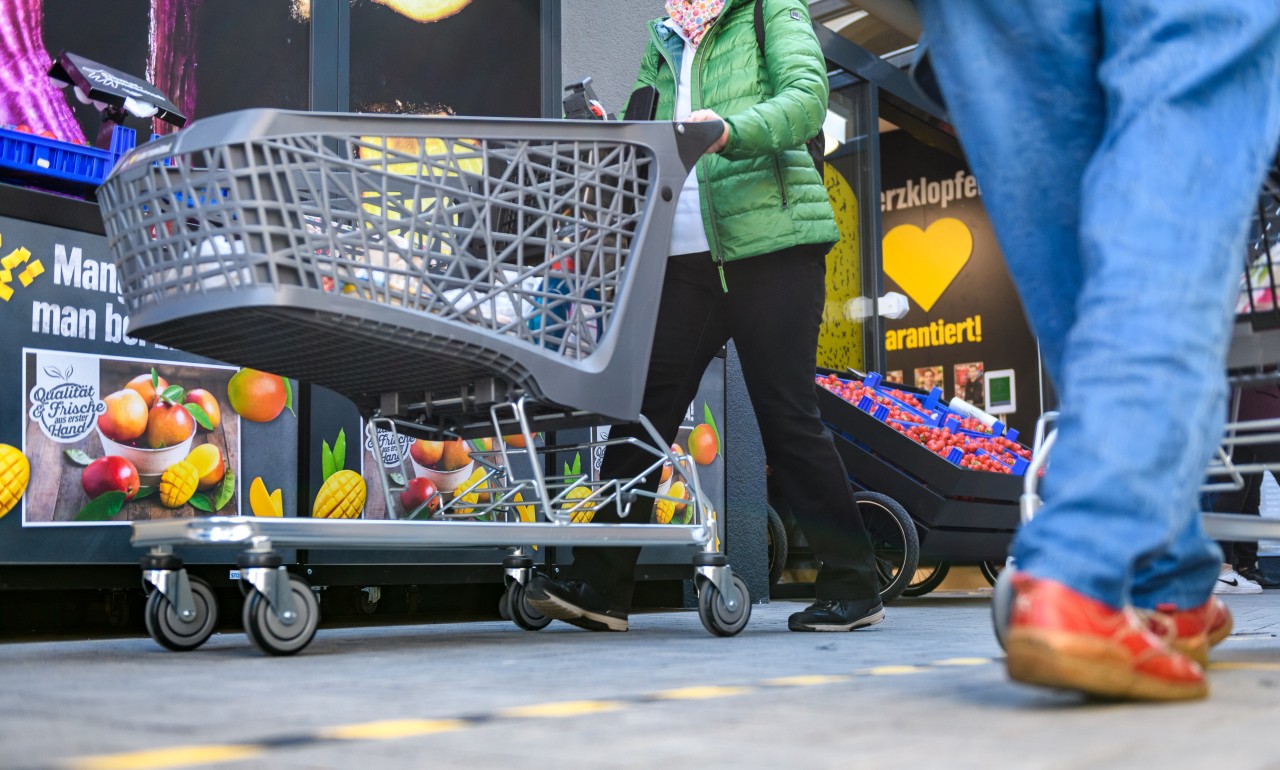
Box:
[98,109,751,654]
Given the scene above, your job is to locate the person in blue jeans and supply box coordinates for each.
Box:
[913,1,1280,700]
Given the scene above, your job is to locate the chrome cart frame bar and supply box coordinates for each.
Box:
[131,517,711,550]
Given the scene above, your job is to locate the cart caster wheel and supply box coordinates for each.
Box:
[144,575,218,652]
[242,574,320,656]
[504,582,552,631]
[498,591,513,621]
[902,561,951,598]
[697,573,751,637]
[991,565,1017,651]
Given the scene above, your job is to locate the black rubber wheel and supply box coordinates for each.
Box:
[144,575,218,652]
[242,574,320,656]
[357,588,379,616]
[498,591,513,621]
[855,491,921,604]
[902,561,952,598]
[766,504,789,587]
[697,573,751,637]
[979,560,1006,587]
[505,581,552,631]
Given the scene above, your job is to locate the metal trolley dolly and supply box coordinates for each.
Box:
[97,109,751,655]
[811,368,1035,600]
[991,154,1280,644]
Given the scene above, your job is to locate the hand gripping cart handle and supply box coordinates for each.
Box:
[98,109,750,654]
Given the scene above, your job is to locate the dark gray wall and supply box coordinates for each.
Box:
[560,0,660,113]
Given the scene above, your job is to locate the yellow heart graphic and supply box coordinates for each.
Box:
[882,218,973,313]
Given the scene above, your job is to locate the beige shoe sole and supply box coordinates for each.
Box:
[1006,630,1208,702]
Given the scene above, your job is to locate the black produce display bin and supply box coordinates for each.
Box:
[816,381,1020,563]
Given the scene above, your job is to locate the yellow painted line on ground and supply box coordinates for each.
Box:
[761,674,853,687]
[1209,661,1280,672]
[65,745,264,770]
[58,657,997,770]
[316,719,468,741]
[648,685,755,700]
[499,699,627,718]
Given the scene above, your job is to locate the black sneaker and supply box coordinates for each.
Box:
[525,575,629,632]
[1238,565,1280,589]
[788,598,885,632]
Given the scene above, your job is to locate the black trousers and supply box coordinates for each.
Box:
[569,247,879,607]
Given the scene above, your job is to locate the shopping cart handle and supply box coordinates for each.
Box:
[673,119,725,171]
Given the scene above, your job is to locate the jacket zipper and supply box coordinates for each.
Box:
[772,155,789,210]
[692,15,729,291]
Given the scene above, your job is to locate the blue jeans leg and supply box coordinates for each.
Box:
[916,0,1280,608]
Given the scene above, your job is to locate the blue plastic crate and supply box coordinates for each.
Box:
[0,124,136,190]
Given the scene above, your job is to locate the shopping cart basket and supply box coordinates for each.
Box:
[97,109,750,654]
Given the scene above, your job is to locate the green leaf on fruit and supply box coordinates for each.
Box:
[321,440,335,482]
[135,486,156,500]
[284,378,295,416]
[334,428,347,472]
[703,402,721,456]
[184,402,214,430]
[75,491,127,522]
[389,472,407,486]
[571,454,581,477]
[188,493,212,512]
[64,449,93,466]
[161,384,184,404]
[150,368,159,391]
[212,470,236,511]
[676,505,694,526]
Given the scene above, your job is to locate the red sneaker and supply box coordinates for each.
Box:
[1143,597,1233,668]
[1005,575,1208,701]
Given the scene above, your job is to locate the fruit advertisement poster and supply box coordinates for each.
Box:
[22,349,240,526]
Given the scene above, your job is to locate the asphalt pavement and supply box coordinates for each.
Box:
[3,589,1280,770]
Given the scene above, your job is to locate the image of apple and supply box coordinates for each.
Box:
[145,401,196,449]
[410,440,445,469]
[184,388,222,431]
[82,456,141,501]
[125,372,168,407]
[400,477,441,514]
[98,389,149,443]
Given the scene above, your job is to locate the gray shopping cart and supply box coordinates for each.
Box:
[97,109,750,654]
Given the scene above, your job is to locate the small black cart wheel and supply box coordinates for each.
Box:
[766,504,789,587]
[144,575,219,652]
[855,491,921,605]
[902,561,952,598]
[242,574,320,656]
[357,588,379,616]
[697,573,751,637]
[979,560,1006,587]
[498,591,513,621]
[505,582,552,631]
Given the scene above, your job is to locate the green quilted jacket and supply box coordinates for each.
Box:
[630,0,839,265]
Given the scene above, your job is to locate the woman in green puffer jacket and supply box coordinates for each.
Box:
[528,0,886,635]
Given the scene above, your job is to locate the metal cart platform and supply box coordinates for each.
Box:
[97,109,750,654]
